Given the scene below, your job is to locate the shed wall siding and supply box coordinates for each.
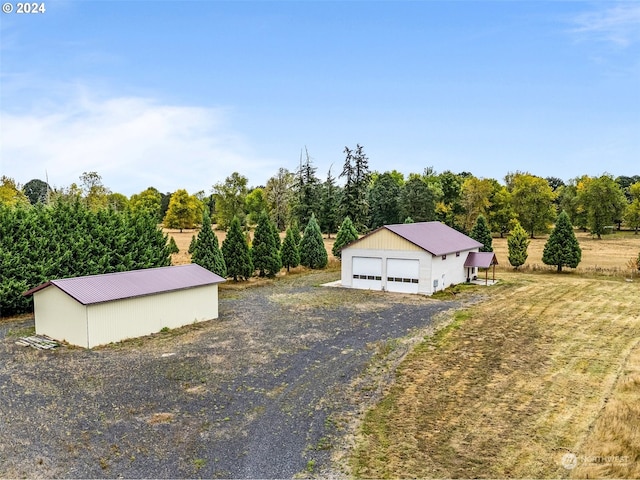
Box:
[341,247,433,294]
[430,248,479,291]
[86,285,219,348]
[351,229,422,252]
[34,287,88,347]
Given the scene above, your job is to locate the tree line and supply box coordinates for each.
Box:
[0,200,171,315]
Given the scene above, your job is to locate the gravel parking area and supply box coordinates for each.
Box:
[0,270,463,478]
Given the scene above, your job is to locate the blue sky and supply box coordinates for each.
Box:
[1,1,638,196]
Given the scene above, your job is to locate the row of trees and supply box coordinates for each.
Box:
[0,200,171,315]
[189,211,330,280]
[3,152,639,240]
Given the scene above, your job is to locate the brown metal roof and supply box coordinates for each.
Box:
[23,264,226,305]
[383,222,483,256]
[464,251,498,268]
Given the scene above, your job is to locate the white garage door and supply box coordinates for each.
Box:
[386,258,420,294]
[352,257,382,290]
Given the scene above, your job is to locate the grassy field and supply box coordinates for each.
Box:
[350,272,640,478]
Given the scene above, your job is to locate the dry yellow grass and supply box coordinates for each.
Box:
[350,272,640,478]
[492,231,640,276]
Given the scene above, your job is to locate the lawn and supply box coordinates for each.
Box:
[350,271,640,478]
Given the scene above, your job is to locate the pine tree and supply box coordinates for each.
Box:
[222,216,253,281]
[291,219,302,246]
[192,210,227,277]
[469,214,493,252]
[188,235,197,254]
[542,210,582,272]
[252,211,282,278]
[299,214,328,269]
[507,221,529,269]
[281,225,300,272]
[332,216,359,259]
[167,236,179,254]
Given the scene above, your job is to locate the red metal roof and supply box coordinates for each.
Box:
[23,264,226,305]
[383,222,483,256]
[464,251,499,268]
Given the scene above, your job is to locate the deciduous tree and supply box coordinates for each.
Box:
[510,172,556,238]
[213,172,249,229]
[624,182,640,234]
[163,189,200,232]
[578,174,627,238]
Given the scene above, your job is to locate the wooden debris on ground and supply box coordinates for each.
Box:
[15,335,60,350]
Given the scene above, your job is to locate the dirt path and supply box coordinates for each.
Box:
[0,271,461,478]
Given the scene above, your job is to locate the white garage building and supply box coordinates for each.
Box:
[23,264,225,348]
[341,221,484,295]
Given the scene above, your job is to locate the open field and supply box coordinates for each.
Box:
[350,272,640,478]
[492,231,640,276]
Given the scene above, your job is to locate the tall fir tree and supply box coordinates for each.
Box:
[542,211,582,272]
[252,211,282,278]
[339,144,370,231]
[469,214,493,252]
[299,214,328,269]
[191,210,227,277]
[281,225,300,272]
[293,147,321,230]
[507,220,529,269]
[332,216,359,259]
[319,166,341,237]
[222,216,253,280]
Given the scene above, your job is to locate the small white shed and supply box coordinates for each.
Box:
[341,221,484,295]
[23,264,225,348]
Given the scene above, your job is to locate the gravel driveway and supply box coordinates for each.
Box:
[0,270,462,478]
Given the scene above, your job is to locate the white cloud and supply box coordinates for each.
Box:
[0,91,278,195]
[571,3,640,47]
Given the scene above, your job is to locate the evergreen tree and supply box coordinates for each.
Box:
[281,225,300,272]
[293,147,321,229]
[167,236,180,254]
[299,214,328,269]
[469,214,493,252]
[291,219,302,246]
[339,144,371,230]
[191,210,227,277]
[368,172,402,228]
[507,221,529,269]
[404,216,414,223]
[319,166,341,237]
[222,216,253,281]
[332,216,359,259]
[400,177,437,223]
[542,211,582,272]
[252,211,282,278]
[188,234,197,254]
